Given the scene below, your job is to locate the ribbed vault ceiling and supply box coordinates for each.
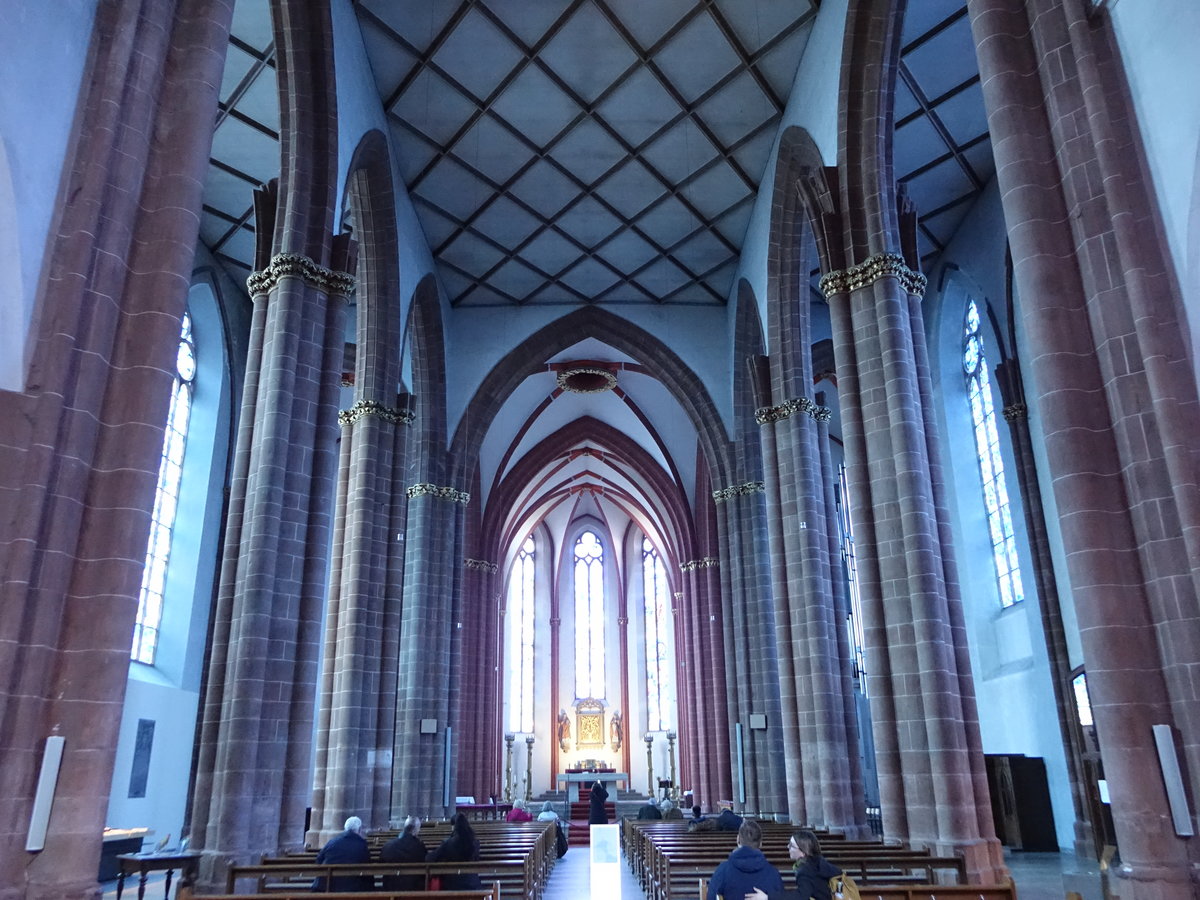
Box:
[356,0,818,308]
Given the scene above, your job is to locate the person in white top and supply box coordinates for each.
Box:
[536,801,560,822]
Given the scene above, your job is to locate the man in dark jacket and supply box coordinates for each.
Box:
[714,808,744,831]
[636,799,663,820]
[706,820,783,900]
[378,815,426,890]
[313,815,372,892]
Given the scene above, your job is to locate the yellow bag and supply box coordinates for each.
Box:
[830,873,861,900]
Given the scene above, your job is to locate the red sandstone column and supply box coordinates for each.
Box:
[0,3,231,898]
[190,0,348,883]
[969,0,1200,893]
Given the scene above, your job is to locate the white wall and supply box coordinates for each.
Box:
[925,179,1078,850]
[1110,1,1200,380]
[0,1,99,389]
[105,261,246,848]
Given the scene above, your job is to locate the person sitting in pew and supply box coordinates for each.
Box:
[506,798,533,823]
[312,815,372,892]
[637,798,663,820]
[745,830,844,900]
[661,799,684,820]
[714,808,744,831]
[536,801,560,823]
[707,819,783,900]
[428,812,484,890]
[379,815,427,891]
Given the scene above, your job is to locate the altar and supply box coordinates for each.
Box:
[556,770,630,802]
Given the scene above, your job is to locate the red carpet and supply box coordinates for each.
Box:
[566,801,615,845]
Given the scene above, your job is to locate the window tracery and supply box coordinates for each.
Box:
[507,535,535,734]
[573,530,606,700]
[642,538,670,731]
[132,312,194,664]
[964,298,1024,608]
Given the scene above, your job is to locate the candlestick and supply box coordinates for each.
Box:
[503,733,515,803]
[524,735,535,803]
[644,733,655,796]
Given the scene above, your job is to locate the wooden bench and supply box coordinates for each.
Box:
[698,879,1016,900]
[179,884,500,900]
[240,821,555,898]
[626,821,966,900]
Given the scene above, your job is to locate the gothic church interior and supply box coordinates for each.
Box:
[2,1,1199,898]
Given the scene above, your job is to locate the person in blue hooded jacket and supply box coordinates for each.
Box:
[745,830,844,900]
[707,819,783,900]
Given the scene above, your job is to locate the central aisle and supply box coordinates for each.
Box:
[542,846,646,900]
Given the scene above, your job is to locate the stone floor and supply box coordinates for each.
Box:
[100,846,1103,899]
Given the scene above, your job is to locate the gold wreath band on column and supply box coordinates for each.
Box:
[406,483,471,504]
[679,557,720,572]
[755,396,832,425]
[819,251,927,300]
[711,481,765,503]
[337,400,415,427]
[247,252,357,298]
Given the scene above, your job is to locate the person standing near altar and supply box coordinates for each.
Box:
[588,780,609,824]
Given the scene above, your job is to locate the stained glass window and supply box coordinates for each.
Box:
[642,538,670,730]
[507,535,535,733]
[132,312,194,663]
[963,298,1024,607]
[574,531,605,699]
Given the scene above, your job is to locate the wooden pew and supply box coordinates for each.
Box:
[235,820,555,899]
[179,884,500,900]
[698,879,1017,900]
[625,820,966,900]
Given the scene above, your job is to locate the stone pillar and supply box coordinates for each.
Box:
[969,0,1200,892]
[823,253,1002,879]
[713,480,786,817]
[308,392,411,842]
[756,380,868,835]
[0,3,231,898]
[826,1,1005,879]
[392,480,469,819]
[189,0,346,881]
[458,553,501,803]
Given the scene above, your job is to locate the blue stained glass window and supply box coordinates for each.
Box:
[507,535,536,733]
[574,531,605,699]
[132,312,194,663]
[963,298,1024,608]
[642,538,670,731]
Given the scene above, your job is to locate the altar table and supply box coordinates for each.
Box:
[556,770,630,802]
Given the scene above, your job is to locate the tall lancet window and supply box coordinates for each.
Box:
[132,311,195,663]
[507,535,536,733]
[642,538,670,730]
[964,298,1024,608]
[573,530,606,699]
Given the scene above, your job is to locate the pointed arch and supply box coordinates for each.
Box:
[408,272,447,464]
[448,306,731,487]
[342,128,402,402]
[483,416,694,568]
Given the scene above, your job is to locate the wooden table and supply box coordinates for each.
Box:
[115,852,201,900]
[100,828,148,881]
